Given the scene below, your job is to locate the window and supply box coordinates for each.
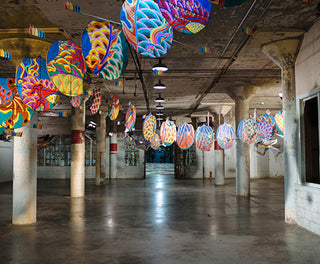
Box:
[298,88,320,185]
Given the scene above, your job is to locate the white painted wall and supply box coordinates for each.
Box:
[294,20,320,235]
[37,166,95,179]
[296,20,320,96]
[0,141,13,182]
[224,144,236,178]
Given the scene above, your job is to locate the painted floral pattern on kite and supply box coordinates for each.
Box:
[0,79,33,129]
[160,119,176,146]
[0,78,15,105]
[209,0,247,6]
[125,102,136,131]
[99,32,129,81]
[158,0,211,34]
[47,40,91,97]
[143,113,156,141]
[237,118,257,144]
[195,124,214,151]
[176,123,195,149]
[108,94,120,120]
[82,21,120,74]
[88,87,101,115]
[274,110,284,135]
[121,0,173,58]
[256,121,273,140]
[216,123,235,150]
[150,133,161,150]
[257,110,276,135]
[70,95,83,108]
[16,57,60,111]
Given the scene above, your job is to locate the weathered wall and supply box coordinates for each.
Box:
[294,20,320,235]
[296,20,320,96]
[186,146,204,178]
[0,141,13,182]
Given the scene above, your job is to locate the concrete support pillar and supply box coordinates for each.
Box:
[110,134,118,179]
[214,149,224,185]
[96,108,107,185]
[12,112,38,225]
[70,103,86,197]
[235,97,250,197]
[262,38,302,223]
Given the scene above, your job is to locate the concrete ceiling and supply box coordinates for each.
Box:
[0,0,319,135]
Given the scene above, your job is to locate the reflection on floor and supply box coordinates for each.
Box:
[0,167,320,263]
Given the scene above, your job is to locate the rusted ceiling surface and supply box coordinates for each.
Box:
[0,0,318,133]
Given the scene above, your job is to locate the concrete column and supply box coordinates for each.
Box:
[214,149,224,185]
[12,112,38,225]
[70,102,86,197]
[110,134,118,179]
[235,97,250,197]
[96,108,107,185]
[262,38,302,223]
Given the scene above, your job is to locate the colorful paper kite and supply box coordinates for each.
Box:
[237,118,257,144]
[256,121,273,141]
[120,0,173,58]
[274,110,284,135]
[150,133,161,150]
[210,0,247,6]
[216,123,235,150]
[82,21,121,74]
[0,77,34,129]
[108,94,119,120]
[29,25,45,39]
[143,113,156,141]
[257,139,281,156]
[47,40,91,97]
[70,95,83,108]
[98,32,129,80]
[0,49,11,59]
[87,87,101,114]
[125,102,136,131]
[160,119,176,146]
[16,56,60,111]
[0,77,14,105]
[176,123,195,149]
[158,0,211,34]
[257,110,276,135]
[195,124,214,151]
[127,134,151,150]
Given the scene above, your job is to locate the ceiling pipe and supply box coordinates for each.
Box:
[189,0,274,115]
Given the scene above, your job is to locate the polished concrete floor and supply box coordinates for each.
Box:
[1,163,320,264]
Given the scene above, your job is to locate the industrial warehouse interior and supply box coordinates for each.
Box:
[0,0,320,263]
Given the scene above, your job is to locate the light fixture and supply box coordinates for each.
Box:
[278,92,283,99]
[155,93,165,103]
[152,58,168,72]
[153,80,166,90]
[156,111,163,116]
[157,117,163,121]
[155,103,164,110]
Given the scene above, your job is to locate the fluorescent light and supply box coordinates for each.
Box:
[153,80,166,90]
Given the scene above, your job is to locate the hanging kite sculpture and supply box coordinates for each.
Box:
[16,56,60,111]
[176,123,195,149]
[125,102,136,131]
[82,21,121,75]
[0,77,33,129]
[216,123,235,150]
[195,124,214,151]
[143,113,156,141]
[274,110,284,135]
[150,133,161,150]
[108,94,120,120]
[257,110,276,135]
[120,0,173,58]
[47,40,91,97]
[99,32,129,80]
[160,119,176,146]
[210,0,247,6]
[256,121,273,141]
[237,118,257,144]
[88,87,101,114]
[158,0,211,34]
[70,95,83,108]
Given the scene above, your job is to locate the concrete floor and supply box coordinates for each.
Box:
[0,163,320,264]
